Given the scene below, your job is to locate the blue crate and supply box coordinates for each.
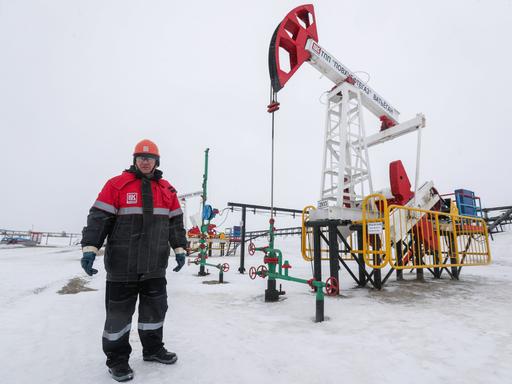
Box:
[232,226,241,237]
[455,189,479,217]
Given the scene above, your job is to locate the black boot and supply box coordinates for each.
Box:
[143,347,177,364]
[108,362,134,382]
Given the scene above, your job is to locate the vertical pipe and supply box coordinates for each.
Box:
[416,257,424,280]
[315,284,325,323]
[198,257,207,276]
[313,225,322,287]
[433,212,441,278]
[264,279,279,302]
[357,227,366,286]
[417,216,425,281]
[449,233,459,279]
[450,214,460,279]
[199,148,210,277]
[239,207,247,274]
[373,257,382,289]
[396,240,403,281]
[412,126,422,208]
[265,218,279,302]
[328,223,340,293]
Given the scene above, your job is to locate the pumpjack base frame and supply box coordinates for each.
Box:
[305,219,463,291]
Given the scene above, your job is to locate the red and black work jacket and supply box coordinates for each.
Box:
[81,166,187,281]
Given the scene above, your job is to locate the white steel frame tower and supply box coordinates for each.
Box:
[268,7,427,222]
[320,82,373,209]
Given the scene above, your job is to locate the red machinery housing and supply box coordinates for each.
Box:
[388,160,414,206]
[388,160,439,258]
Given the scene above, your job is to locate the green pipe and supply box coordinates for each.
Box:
[267,271,324,288]
[275,249,283,275]
[199,148,210,271]
[316,283,325,301]
[202,148,209,205]
[259,211,327,302]
[203,262,222,269]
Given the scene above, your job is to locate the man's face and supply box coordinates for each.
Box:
[135,156,157,175]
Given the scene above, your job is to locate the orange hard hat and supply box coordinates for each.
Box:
[133,139,159,157]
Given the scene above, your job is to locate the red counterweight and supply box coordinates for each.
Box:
[389,160,414,206]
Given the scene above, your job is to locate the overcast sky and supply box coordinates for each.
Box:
[1,0,511,233]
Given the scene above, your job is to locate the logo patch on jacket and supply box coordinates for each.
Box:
[127,193,138,204]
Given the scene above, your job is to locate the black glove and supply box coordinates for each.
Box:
[81,251,98,276]
[173,253,186,272]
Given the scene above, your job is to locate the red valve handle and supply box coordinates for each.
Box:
[257,265,268,279]
[249,266,257,280]
[194,256,201,265]
[222,263,229,272]
[325,277,339,296]
[248,242,256,256]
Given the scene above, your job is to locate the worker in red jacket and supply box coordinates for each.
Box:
[81,139,187,382]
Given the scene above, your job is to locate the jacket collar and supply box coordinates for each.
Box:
[125,165,163,181]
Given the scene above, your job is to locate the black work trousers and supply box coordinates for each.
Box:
[102,277,168,368]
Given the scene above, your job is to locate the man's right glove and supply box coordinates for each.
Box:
[81,251,98,276]
[173,253,186,272]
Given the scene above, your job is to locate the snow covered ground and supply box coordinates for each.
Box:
[1,231,511,384]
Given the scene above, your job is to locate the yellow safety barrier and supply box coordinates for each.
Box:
[361,194,391,269]
[387,205,491,269]
[301,206,316,261]
[302,198,491,272]
[301,205,343,262]
[301,201,390,265]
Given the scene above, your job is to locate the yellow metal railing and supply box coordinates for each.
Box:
[301,205,316,261]
[301,205,356,262]
[361,194,391,269]
[387,205,491,269]
[301,199,491,271]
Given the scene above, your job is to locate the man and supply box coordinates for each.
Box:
[81,139,187,382]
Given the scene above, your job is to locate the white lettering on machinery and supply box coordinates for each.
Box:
[332,60,349,77]
[320,50,331,63]
[307,40,398,118]
[373,94,393,114]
